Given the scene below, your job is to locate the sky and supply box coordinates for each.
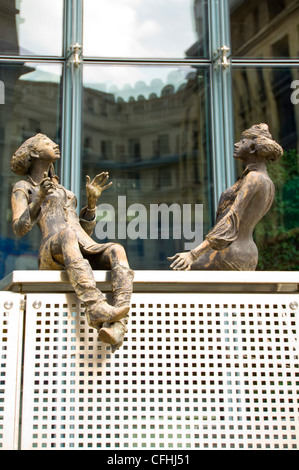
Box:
[83,0,196,58]
[17,0,202,99]
[17,0,197,57]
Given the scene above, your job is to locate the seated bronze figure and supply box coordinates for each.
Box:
[168,123,283,271]
[10,133,134,352]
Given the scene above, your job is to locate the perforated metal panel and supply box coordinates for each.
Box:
[0,292,24,449]
[20,293,298,450]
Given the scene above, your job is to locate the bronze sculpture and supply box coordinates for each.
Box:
[168,124,283,271]
[10,133,134,352]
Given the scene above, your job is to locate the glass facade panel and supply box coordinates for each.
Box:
[229,0,299,58]
[83,0,209,58]
[81,65,212,269]
[0,1,298,278]
[0,62,62,278]
[232,66,299,270]
[0,0,64,56]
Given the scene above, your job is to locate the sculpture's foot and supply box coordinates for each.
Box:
[85,300,129,330]
[98,319,128,352]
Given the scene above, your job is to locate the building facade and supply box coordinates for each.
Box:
[0,0,298,277]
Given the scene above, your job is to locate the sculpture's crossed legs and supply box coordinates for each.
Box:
[50,228,132,332]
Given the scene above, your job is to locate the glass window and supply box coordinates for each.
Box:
[0,62,62,278]
[232,66,299,270]
[1,1,297,278]
[0,0,64,56]
[229,0,299,58]
[83,0,209,58]
[81,64,213,269]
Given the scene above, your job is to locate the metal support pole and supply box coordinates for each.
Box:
[61,0,83,208]
[209,0,235,213]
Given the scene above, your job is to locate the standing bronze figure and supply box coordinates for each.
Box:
[10,134,134,352]
[168,123,283,271]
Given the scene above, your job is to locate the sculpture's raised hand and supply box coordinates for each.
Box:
[86,172,113,208]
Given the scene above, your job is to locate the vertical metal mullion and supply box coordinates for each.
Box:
[211,64,227,209]
[61,64,72,190]
[70,0,83,205]
[61,0,73,190]
[221,64,235,186]
[209,0,235,213]
[61,0,83,206]
[219,0,235,188]
[209,0,226,211]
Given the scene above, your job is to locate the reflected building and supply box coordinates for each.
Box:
[230,0,299,151]
[0,0,298,276]
[0,0,19,54]
[1,63,212,273]
[230,0,299,270]
[0,0,43,275]
[0,70,62,276]
[81,70,212,269]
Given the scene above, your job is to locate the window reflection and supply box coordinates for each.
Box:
[232,67,299,270]
[0,63,62,278]
[229,0,299,58]
[82,66,212,269]
[0,0,63,56]
[83,0,209,58]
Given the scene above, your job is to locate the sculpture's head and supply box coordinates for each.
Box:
[240,123,283,162]
[10,133,59,176]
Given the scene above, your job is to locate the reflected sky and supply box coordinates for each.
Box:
[14,0,206,89]
[18,64,62,82]
[16,0,63,56]
[83,65,201,101]
[15,0,204,59]
[83,0,200,58]
[18,63,203,103]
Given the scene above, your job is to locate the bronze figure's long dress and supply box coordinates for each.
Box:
[191,164,275,271]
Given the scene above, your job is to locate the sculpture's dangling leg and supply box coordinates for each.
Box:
[65,258,129,329]
[98,264,134,352]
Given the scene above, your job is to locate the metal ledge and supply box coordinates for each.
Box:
[0,270,298,294]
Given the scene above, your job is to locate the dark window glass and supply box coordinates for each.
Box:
[229,0,299,58]
[0,0,64,56]
[232,67,299,270]
[0,63,62,278]
[83,0,209,58]
[81,65,213,269]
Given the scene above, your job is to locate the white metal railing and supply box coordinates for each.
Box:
[0,271,298,450]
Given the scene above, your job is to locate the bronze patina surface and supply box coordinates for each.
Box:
[11,134,133,351]
[168,124,283,271]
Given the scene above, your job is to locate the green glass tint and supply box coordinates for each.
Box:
[0,0,64,56]
[83,0,209,58]
[229,0,299,58]
[0,62,62,278]
[81,65,213,269]
[232,66,299,270]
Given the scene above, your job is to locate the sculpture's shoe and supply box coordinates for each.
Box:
[98,319,128,348]
[85,300,129,329]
